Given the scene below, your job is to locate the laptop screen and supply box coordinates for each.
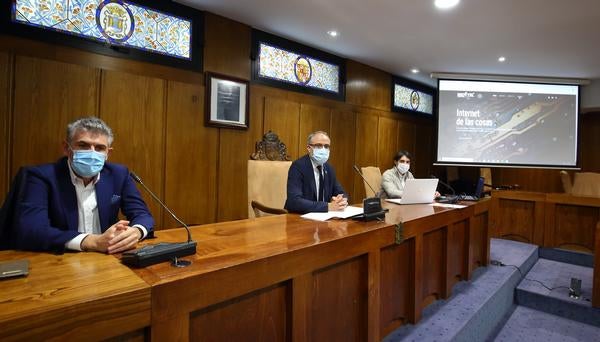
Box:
[474,176,485,198]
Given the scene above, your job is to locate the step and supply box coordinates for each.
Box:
[491,306,600,342]
[383,238,538,342]
[515,258,599,327]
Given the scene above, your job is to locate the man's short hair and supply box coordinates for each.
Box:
[307,131,330,145]
[66,117,114,146]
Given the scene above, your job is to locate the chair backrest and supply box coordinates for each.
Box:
[560,170,572,194]
[571,172,600,198]
[247,131,292,218]
[480,167,493,192]
[0,167,30,250]
[247,160,292,218]
[360,166,382,198]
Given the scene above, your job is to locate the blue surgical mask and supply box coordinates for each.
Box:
[397,163,410,174]
[71,150,106,177]
[311,148,330,165]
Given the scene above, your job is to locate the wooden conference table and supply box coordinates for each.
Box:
[0,199,489,341]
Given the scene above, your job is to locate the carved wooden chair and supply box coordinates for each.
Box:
[247,131,292,218]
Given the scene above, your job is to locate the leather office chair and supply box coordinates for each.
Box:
[247,131,292,218]
[560,170,572,194]
[570,172,600,197]
[360,166,382,198]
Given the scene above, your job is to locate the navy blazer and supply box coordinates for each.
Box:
[11,157,154,252]
[284,154,346,214]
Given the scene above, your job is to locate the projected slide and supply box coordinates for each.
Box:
[437,80,579,167]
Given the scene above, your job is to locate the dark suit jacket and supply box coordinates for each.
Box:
[284,154,346,214]
[10,157,154,252]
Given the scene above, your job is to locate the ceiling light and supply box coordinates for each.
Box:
[327,30,338,37]
[411,68,420,74]
[498,56,506,62]
[434,0,460,9]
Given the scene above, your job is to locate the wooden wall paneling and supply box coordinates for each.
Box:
[495,198,536,243]
[446,220,467,294]
[496,168,563,193]
[468,211,488,277]
[99,70,165,228]
[353,112,379,201]
[0,52,10,198]
[164,80,218,227]
[346,61,391,111]
[329,110,357,199]
[217,85,265,221]
[593,222,600,308]
[0,35,203,85]
[292,273,312,342]
[367,249,381,342]
[421,229,446,308]
[377,116,398,171]
[297,103,332,154]
[379,241,413,337]
[414,123,434,178]
[189,283,290,341]
[312,256,368,342]
[581,113,600,172]
[264,97,300,159]
[11,56,99,174]
[203,13,251,80]
[551,204,598,252]
[396,120,416,164]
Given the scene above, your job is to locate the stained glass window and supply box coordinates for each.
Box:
[393,84,433,115]
[12,0,192,60]
[257,42,340,94]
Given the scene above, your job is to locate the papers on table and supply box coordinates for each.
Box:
[431,203,467,209]
[384,198,403,205]
[300,206,364,221]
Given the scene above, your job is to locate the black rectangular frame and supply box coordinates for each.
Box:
[1,0,204,71]
[251,29,346,101]
[433,77,582,169]
[390,75,437,118]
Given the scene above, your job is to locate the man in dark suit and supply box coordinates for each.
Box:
[285,131,347,214]
[10,117,154,253]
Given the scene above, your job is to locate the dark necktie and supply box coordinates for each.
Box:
[317,165,324,202]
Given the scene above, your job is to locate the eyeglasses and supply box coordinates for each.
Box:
[308,143,330,150]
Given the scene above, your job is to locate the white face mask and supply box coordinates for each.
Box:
[397,163,410,174]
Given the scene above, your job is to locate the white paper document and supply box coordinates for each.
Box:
[301,206,364,221]
[430,203,467,209]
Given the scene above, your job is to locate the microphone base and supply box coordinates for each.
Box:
[436,195,460,204]
[357,210,387,222]
[121,241,197,268]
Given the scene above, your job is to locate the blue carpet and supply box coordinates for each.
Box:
[515,258,599,327]
[491,306,600,342]
[383,238,538,342]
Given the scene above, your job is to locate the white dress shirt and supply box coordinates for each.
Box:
[65,162,147,251]
[310,158,324,201]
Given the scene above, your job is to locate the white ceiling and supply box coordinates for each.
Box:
[177,0,600,87]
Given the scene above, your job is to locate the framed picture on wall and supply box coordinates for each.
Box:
[205,72,249,129]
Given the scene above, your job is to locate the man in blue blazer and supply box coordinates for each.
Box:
[10,117,154,253]
[285,131,348,214]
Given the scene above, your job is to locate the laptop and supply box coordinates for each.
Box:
[461,177,485,201]
[386,178,439,205]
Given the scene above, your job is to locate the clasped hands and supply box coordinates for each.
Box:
[327,194,348,211]
[81,220,142,254]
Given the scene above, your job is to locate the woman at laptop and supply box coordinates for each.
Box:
[378,151,440,199]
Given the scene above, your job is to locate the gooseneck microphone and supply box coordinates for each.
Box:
[352,165,387,221]
[431,174,459,204]
[121,171,197,268]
